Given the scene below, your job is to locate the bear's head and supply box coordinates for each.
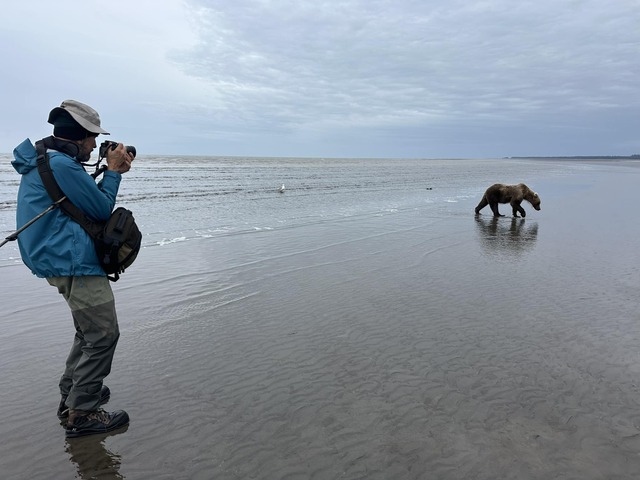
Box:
[530,192,541,210]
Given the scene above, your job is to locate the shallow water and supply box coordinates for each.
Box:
[1,157,640,479]
[1,154,574,265]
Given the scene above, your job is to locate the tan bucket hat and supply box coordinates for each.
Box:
[48,99,110,135]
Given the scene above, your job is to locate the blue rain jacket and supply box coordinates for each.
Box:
[12,138,122,277]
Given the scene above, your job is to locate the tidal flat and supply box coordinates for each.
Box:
[1,158,639,479]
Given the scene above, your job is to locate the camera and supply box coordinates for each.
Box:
[99,140,136,159]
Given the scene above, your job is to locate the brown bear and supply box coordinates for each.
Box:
[474,183,541,217]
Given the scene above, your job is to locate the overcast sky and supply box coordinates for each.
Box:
[1,0,638,158]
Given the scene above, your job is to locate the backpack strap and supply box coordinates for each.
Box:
[35,139,103,238]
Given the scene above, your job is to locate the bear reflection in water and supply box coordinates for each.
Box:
[474,215,538,256]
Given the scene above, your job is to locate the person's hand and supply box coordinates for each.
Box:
[106,143,133,174]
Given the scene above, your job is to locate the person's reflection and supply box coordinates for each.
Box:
[65,427,128,479]
[474,215,539,256]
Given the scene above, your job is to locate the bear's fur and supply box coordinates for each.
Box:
[474,183,541,218]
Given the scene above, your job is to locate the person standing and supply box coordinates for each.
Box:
[12,100,134,437]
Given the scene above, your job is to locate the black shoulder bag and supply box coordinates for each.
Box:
[35,138,142,282]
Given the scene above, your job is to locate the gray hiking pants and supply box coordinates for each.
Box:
[47,276,120,412]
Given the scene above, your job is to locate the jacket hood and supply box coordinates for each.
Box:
[12,138,38,175]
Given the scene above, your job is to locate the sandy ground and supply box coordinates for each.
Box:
[1,163,640,479]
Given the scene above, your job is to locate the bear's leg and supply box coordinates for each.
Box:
[511,202,526,217]
[475,196,488,214]
[489,202,503,217]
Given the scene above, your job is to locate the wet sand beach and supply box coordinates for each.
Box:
[1,161,640,479]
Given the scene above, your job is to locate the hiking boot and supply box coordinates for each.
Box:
[65,408,129,438]
[57,385,111,420]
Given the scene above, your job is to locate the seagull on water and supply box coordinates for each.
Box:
[278,184,285,193]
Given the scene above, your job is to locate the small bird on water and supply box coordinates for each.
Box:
[278,184,285,193]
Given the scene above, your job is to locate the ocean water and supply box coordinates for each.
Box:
[1,152,576,267]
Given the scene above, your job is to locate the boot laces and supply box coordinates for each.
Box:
[86,409,111,424]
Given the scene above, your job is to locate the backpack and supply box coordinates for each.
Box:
[93,207,141,280]
[35,138,142,281]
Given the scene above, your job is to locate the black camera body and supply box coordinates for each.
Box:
[99,140,136,159]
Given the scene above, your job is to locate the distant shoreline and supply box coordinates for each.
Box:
[506,155,640,160]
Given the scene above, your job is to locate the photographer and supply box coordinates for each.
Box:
[12,100,133,438]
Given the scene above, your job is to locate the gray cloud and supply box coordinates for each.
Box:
[160,0,640,155]
[1,0,638,157]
